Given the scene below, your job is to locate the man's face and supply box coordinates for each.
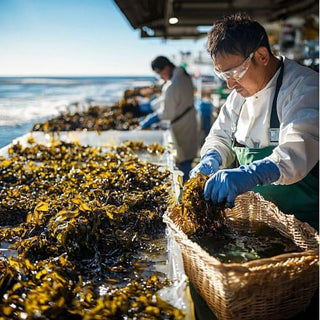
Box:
[154,65,172,81]
[213,52,261,97]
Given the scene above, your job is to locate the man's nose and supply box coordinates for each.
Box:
[226,78,237,89]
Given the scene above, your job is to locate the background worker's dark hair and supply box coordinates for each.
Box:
[151,56,175,71]
[207,12,272,59]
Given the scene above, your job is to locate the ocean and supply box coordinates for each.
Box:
[0,76,155,148]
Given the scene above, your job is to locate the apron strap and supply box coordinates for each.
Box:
[171,106,193,124]
[270,57,284,128]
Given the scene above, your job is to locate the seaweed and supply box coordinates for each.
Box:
[168,173,226,235]
[0,140,184,319]
[31,104,143,132]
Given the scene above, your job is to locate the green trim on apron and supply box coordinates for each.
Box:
[233,145,319,230]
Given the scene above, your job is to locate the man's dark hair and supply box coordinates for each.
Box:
[207,12,272,59]
[151,56,175,71]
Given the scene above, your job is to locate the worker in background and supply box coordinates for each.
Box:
[190,12,319,230]
[140,56,199,182]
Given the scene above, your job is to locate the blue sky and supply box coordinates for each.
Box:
[0,0,209,76]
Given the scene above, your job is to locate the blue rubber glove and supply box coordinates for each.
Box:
[189,150,222,178]
[139,102,153,114]
[204,159,280,207]
[140,113,160,129]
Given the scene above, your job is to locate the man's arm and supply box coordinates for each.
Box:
[268,71,319,184]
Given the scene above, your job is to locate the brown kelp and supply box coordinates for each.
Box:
[31,104,143,132]
[168,174,226,235]
[0,140,185,319]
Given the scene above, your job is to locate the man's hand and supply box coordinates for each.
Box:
[189,150,222,178]
[204,159,280,207]
[139,113,160,129]
[139,102,153,114]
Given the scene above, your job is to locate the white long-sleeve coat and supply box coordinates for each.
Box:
[201,57,319,185]
[152,67,199,163]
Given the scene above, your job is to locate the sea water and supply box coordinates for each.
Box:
[0,76,155,148]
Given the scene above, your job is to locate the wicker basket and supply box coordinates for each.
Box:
[164,191,319,320]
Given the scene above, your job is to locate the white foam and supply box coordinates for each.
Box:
[0,77,154,126]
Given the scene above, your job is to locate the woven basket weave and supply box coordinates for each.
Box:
[164,191,319,320]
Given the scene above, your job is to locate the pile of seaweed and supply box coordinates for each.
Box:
[6,137,166,162]
[0,139,185,319]
[32,103,146,132]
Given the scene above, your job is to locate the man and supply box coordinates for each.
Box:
[140,56,199,181]
[190,13,319,230]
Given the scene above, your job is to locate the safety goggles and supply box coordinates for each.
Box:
[214,51,254,82]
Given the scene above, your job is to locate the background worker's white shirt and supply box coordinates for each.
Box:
[201,57,319,185]
[150,95,163,111]
[154,67,199,163]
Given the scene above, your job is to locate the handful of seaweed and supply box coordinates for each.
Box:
[168,173,226,235]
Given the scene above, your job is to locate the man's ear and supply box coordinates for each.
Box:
[255,47,270,66]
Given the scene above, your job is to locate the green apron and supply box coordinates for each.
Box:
[232,58,319,230]
[233,145,319,230]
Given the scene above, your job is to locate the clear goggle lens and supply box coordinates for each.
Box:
[214,52,254,81]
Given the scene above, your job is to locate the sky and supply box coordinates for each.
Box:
[0,0,210,76]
